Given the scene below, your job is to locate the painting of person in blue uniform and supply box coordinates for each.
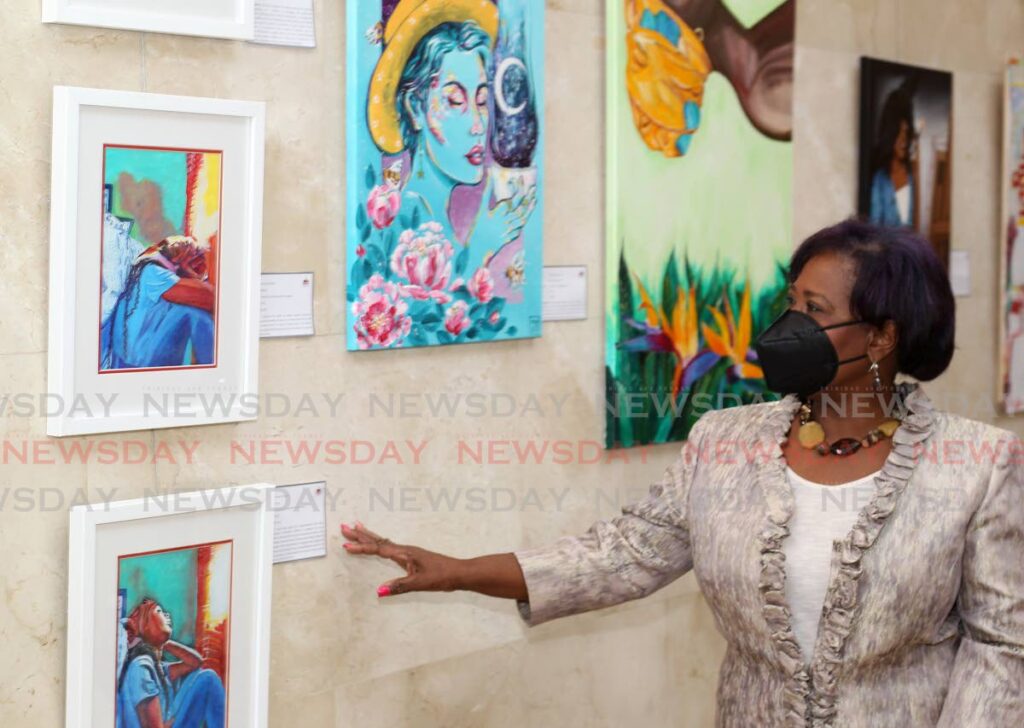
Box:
[868,79,918,228]
[117,598,226,728]
[101,235,216,371]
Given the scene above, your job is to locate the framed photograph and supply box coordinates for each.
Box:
[344,0,545,350]
[66,483,274,728]
[42,0,255,41]
[48,87,265,436]
[858,57,953,265]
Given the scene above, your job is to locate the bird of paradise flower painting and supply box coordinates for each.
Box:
[606,0,796,447]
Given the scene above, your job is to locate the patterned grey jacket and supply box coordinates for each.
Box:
[514,385,1024,727]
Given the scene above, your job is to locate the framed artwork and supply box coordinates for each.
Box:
[42,0,255,40]
[605,0,796,448]
[48,87,265,436]
[858,57,953,265]
[345,0,545,350]
[65,483,274,728]
[1000,58,1024,414]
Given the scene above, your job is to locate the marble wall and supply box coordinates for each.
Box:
[0,0,1021,725]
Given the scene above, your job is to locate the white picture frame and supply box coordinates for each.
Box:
[66,483,275,728]
[48,86,265,436]
[42,0,255,41]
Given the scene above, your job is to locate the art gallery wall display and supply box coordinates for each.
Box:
[65,484,274,728]
[605,0,796,448]
[858,57,953,266]
[1000,57,1024,414]
[48,87,265,436]
[42,0,256,40]
[345,0,545,350]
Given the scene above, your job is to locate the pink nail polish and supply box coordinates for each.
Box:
[377,585,391,597]
[342,543,352,550]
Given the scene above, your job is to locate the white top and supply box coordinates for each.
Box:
[782,466,880,662]
[894,184,911,224]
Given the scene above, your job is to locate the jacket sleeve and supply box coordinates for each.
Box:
[937,436,1024,726]
[512,417,707,626]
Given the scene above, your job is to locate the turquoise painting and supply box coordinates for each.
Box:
[345,0,545,350]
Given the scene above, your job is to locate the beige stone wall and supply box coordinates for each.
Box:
[0,1,1021,725]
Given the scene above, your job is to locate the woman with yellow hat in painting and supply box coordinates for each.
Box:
[351,0,538,350]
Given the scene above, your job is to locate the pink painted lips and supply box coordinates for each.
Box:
[465,145,484,166]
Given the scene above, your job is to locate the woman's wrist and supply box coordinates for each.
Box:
[452,555,481,592]
[454,553,527,601]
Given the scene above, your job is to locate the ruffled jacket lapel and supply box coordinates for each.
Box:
[755,383,937,728]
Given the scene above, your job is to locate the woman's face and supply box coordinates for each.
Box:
[416,50,489,185]
[142,603,173,646]
[787,253,874,389]
[893,119,910,162]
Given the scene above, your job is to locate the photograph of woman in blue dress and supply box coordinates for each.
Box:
[868,78,917,229]
[858,58,952,265]
[117,598,226,728]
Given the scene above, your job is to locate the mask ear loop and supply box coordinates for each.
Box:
[827,319,871,369]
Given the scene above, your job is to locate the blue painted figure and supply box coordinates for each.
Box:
[117,598,226,728]
[101,236,216,370]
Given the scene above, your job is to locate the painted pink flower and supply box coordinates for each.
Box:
[351,274,411,349]
[366,184,401,229]
[488,310,501,326]
[466,267,494,303]
[390,222,454,303]
[356,244,366,257]
[444,300,471,336]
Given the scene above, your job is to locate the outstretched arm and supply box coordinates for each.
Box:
[343,417,707,627]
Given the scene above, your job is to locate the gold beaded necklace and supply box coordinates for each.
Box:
[797,401,900,457]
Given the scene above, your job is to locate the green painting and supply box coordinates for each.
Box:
[605,0,796,448]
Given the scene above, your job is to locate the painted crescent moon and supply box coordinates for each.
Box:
[495,57,529,116]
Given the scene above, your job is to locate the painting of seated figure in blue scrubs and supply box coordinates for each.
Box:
[100,145,222,372]
[116,541,232,728]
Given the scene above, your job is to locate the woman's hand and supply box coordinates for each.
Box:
[468,172,537,250]
[340,522,465,597]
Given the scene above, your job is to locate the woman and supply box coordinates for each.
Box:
[366,0,535,287]
[343,220,1024,726]
[117,598,225,728]
[868,81,917,229]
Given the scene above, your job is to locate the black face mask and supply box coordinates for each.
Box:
[753,310,868,397]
